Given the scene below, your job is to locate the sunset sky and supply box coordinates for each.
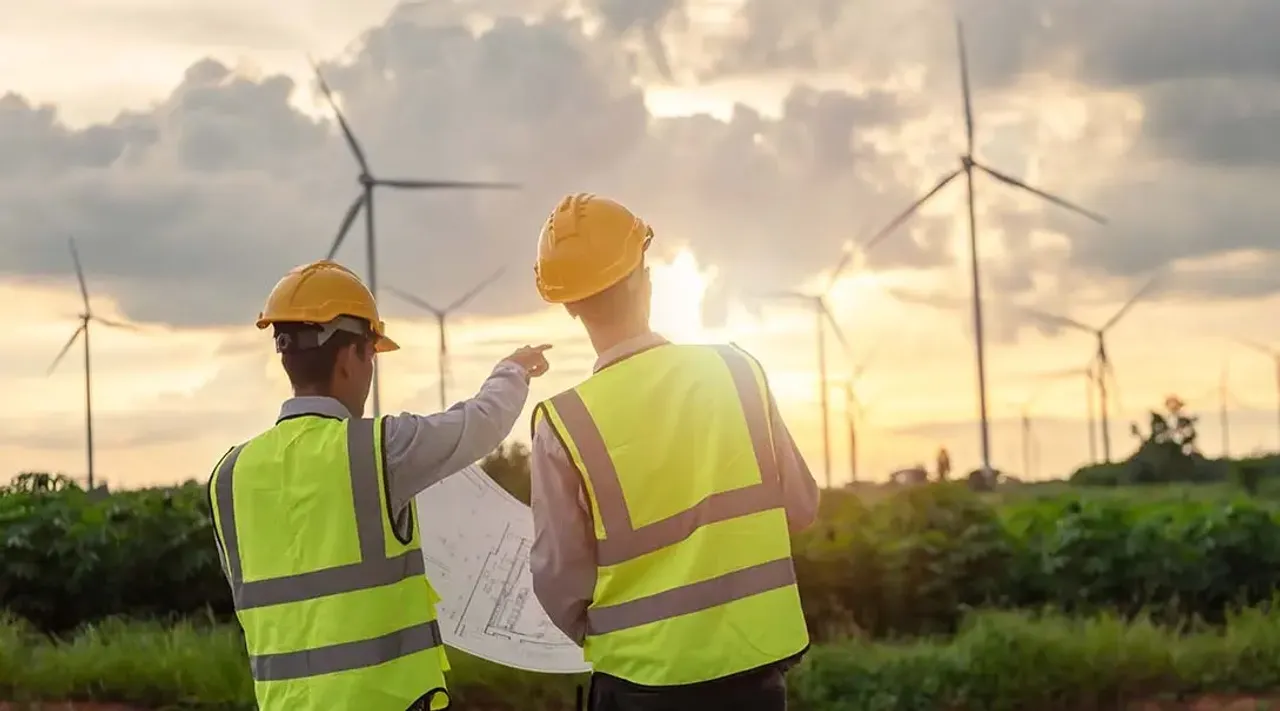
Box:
[3,0,1279,488]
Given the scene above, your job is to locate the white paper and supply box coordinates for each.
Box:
[415,464,592,675]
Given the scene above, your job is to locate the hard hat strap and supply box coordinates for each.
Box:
[274,315,372,353]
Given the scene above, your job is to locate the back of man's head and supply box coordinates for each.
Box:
[565,263,650,329]
[274,320,373,393]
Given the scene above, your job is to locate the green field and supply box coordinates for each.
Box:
[6,428,1280,710]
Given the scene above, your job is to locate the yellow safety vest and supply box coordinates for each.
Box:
[534,342,809,686]
[208,415,451,710]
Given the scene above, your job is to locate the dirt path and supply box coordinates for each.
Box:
[1129,695,1280,710]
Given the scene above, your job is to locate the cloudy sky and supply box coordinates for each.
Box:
[3,0,1279,488]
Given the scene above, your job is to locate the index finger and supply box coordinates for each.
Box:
[530,344,553,352]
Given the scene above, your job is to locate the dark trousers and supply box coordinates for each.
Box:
[584,663,788,711]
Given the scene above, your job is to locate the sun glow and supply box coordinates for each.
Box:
[648,248,714,344]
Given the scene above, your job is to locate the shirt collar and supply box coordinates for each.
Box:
[278,396,353,422]
[593,331,670,373]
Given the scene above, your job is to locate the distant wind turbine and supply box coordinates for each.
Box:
[310,59,520,419]
[1235,338,1280,449]
[843,349,877,482]
[1028,362,1100,464]
[46,237,139,491]
[1190,358,1245,458]
[1023,272,1161,463]
[387,267,507,411]
[1014,376,1071,479]
[857,19,1107,476]
[754,260,856,488]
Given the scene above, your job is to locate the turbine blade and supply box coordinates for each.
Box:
[375,179,521,190]
[819,301,853,359]
[973,162,1108,224]
[68,236,89,311]
[310,59,371,175]
[852,343,880,380]
[94,316,140,331]
[861,169,962,253]
[327,193,366,260]
[386,286,443,316]
[1021,305,1095,335]
[1235,336,1277,357]
[446,266,508,312]
[824,247,856,294]
[1027,365,1088,380]
[751,290,812,302]
[956,20,975,155]
[47,325,85,376]
[1102,271,1163,331]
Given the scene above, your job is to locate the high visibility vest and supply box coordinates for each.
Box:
[208,415,451,711]
[534,342,809,686]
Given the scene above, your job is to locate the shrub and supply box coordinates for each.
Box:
[6,472,1280,640]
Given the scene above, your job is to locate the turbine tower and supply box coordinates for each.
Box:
[858,20,1107,476]
[843,350,876,482]
[753,245,865,487]
[46,237,139,491]
[754,285,854,488]
[387,267,506,412]
[1023,272,1162,463]
[311,60,520,418]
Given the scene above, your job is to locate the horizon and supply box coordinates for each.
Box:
[3,0,1280,487]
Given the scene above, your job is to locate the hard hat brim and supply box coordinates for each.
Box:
[375,335,400,353]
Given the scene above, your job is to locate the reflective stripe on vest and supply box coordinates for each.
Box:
[548,344,798,635]
[213,417,441,681]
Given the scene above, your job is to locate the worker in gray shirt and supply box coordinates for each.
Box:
[527,194,819,711]
[209,259,549,711]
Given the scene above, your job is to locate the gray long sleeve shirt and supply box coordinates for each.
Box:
[275,360,531,512]
[528,333,822,646]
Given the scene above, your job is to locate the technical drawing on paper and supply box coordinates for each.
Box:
[416,464,591,674]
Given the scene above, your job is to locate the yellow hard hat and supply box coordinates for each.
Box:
[534,193,653,304]
[256,260,399,353]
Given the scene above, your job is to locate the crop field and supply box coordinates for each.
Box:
[5,445,1280,709]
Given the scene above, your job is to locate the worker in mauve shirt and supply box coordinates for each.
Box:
[526,194,821,711]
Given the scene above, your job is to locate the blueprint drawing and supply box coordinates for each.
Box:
[416,464,591,674]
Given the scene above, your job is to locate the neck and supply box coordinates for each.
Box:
[583,316,652,358]
[293,387,362,418]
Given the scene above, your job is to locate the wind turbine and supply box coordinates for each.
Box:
[46,237,139,491]
[755,264,855,488]
[1014,376,1070,479]
[843,349,877,482]
[1235,338,1280,449]
[1190,358,1244,458]
[857,19,1107,476]
[311,59,520,418]
[1023,273,1160,463]
[387,267,507,412]
[1028,362,1100,464]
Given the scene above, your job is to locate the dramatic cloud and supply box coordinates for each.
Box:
[1,0,1278,338]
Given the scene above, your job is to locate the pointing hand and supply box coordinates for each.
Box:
[504,344,552,379]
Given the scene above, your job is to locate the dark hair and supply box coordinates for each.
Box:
[276,324,373,390]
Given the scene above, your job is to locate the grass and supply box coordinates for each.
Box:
[6,608,1280,710]
[0,614,581,710]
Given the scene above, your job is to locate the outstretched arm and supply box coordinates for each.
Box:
[383,359,533,512]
